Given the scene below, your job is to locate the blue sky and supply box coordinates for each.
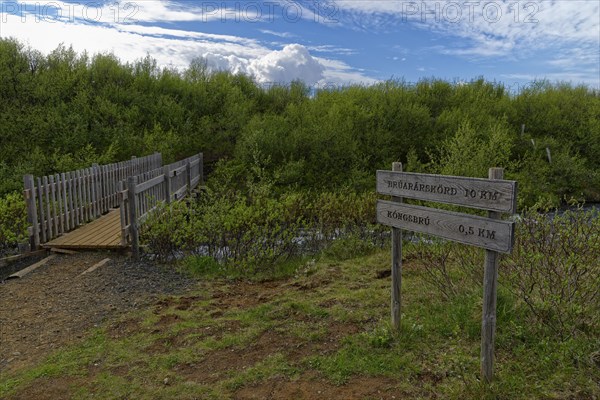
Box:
[1,1,599,90]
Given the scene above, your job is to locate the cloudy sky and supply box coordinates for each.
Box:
[1,0,598,89]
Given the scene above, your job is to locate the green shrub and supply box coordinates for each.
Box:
[410,207,600,340]
[435,120,514,178]
[140,200,192,261]
[0,192,27,250]
[180,255,223,278]
[141,165,386,273]
[322,234,376,261]
[502,208,600,339]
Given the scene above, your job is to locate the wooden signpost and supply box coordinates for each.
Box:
[376,165,517,383]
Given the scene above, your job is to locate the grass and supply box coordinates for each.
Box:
[1,247,599,399]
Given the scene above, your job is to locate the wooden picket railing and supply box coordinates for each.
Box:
[119,153,203,257]
[23,153,163,249]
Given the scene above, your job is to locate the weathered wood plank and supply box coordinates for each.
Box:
[376,200,515,253]
[128,176,140,259]
[55,174,63,235]
[50,175,59,238]
[199,153,204,186]
[23,175,40,249]
[61,173,69,232]
[173,185,187,201]
[0,249,47,268]
[51,247,78,255]
[376,170,517,214]
[135,174,165,194]
[37,177,47,243]
[67,172,74,228]
[43,176,53,240]
[170,165,187,176]
[43,210,123,249]
[80,258,111,276]
[85,168,92,221]
[90,165,98,218]
[77,169,84,222]
[7,255,56,279]
[74,170,81,226]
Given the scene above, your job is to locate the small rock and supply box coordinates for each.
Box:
[163,377,170,385]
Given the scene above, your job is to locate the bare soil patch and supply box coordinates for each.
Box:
[0,252,194,373]
[234,372,401,400]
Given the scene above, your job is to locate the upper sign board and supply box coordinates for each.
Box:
[376,171,517,214]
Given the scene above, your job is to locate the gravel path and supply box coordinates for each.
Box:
[0,252,195,373]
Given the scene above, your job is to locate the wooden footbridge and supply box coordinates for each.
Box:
[23,152,203,256]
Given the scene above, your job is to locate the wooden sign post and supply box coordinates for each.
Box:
[376,166,517,383]
[391,162,402,331]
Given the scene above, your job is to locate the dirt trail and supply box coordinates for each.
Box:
[0,252,194,373]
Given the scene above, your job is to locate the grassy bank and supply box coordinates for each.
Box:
[1,247,598,399]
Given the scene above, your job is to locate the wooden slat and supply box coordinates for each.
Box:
[56,174,64,235]
[61,173,69,232]
[74,170,80,227]
[80,258,111,275]
[102,165,107,213]
[7,255,56,279]
[37,177,46,243]
[90,166,97,218]
[376,200,515,253]
[65,211,119,245]
[173,185,187,201]
[75,169,82,223]
[377,170,518,214]
[85,168,92,221]
[43,176,52,240]
[135,174,165,194]
[23,175,40,249]
[170,165,187,176]
[43,210,124,249]
[49,176,57,237]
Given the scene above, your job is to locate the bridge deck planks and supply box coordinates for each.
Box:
[43,209,124,250]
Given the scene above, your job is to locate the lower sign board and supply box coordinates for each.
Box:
[377,200,515,253]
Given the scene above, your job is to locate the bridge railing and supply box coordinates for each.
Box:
[23,153,162,249]
[119,153,203,257]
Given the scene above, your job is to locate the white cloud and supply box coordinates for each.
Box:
[201,44,327,85]
[306,44,357,55]
[315,57,379,87]
[247,44,325,85]
[0,2,376,86]
[259,29,296,38]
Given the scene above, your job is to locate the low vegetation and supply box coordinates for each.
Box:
[1,37,600,250]
[1,231,598,398]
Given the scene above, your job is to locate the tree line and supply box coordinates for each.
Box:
[1,37,599,210]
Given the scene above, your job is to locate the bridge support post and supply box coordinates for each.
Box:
[199,153,204,186]
[163,166,171,204]
[127,176,140,260]
[186,160,192,196]
[23,174,40,250]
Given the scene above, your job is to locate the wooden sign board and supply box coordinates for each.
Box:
[377,200,515,253]
[377,171,517,214]
[378,165,517,383]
